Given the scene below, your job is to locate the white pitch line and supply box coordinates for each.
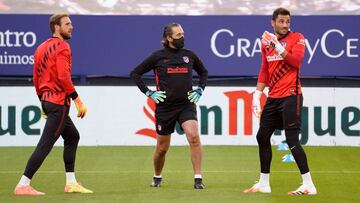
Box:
[1,170,360,174]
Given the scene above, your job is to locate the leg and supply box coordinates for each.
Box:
[285,129,309,174]
[244,126,274,193]
[286,130,317,195]
[257,98,280,174]
[244,98,280,193]
[61,116,92,194]
[283,95,309,174]
[182,119,205,189]
[61,116,80,173]
[153,134,171,176]
[256,126,275,174]
[23,102,68,179]
[182,120,202,175]
[283,95,316,195]
[15,102,68,196]
[151,106,177,187]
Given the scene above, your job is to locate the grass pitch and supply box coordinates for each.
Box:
[1,146,359,202]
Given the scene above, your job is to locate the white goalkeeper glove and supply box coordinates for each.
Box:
[262,31,285,55]
[252,90,262,118]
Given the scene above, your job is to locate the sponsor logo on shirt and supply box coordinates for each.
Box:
[167,67,189,73]
[266,54,284,62]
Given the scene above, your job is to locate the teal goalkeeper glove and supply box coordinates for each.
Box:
[187,86,203,103]
[146,90,166,104]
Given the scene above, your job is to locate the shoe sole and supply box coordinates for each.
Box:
[243,188,271,193]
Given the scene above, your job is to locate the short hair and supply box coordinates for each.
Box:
[272,8,290,21]
[161,22,181,47]
[49,13,69,33]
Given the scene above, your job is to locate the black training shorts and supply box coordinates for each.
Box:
[260,94,303,130]
[155,103,197,135]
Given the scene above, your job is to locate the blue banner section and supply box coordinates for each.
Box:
[0,15,359,76]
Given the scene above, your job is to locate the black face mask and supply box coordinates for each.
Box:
[172,37,184,49]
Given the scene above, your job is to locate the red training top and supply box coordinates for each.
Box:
[258,32,306,98]
[33,37,77,106]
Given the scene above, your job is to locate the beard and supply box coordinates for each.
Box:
[60,31,72,40]
[275,28,288,37]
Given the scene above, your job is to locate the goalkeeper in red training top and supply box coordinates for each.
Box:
[14,13,92,196]
[243,8,317,195]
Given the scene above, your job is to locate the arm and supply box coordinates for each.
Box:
[186,52,208,103]
[253,45,268,117]
[192,52,208,90]
[263,31,305,69]
[282,34,306,69]
[256,45,268,92]
[130,54,157,94]
[56,44,86,118]
[130,53,166,104]
[32,51,42,100]
[56,45,78,100]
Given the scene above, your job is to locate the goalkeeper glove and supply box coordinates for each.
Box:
[262,31,285,55]
[74,97,87,118]
[187,86,203,103]
[41,107,47,119]
[252,90,262,118]
[146,90,166,104]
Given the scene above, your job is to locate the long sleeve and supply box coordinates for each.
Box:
[257,45,269,84]
[130,54,157,94]
[284,34,305,69]
[191,52,208,90]
[56,44,77,99]
[33,50,41,100]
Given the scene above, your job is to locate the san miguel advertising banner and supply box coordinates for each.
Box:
[0,86,359,146]
[0,15,359,76]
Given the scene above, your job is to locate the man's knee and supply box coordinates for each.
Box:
[256,127,272,147]
[64,128,80,146]
[73,129,80,141]
[285,129,300,149]
[156,146,169,156]
[70,129,80,143]
[187,133,201,147]
[156,138,170,156]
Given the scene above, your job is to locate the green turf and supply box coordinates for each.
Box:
[0,146,359,202]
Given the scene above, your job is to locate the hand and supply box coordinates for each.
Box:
[252,90,262,118]
[187,86,203,103]
[146,90,166,104]
[74,97,87,118]
[261,38,270,47]
[262,31,285,55]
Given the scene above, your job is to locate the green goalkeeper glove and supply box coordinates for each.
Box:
[146,90,167,104]
[187,86,203,103]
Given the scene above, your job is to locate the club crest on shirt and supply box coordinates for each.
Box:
[183,56,189,63]
[298,38,306,46]
[281,41,287,47]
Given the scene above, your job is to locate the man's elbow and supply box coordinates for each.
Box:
[201,69,209,77]
[130,70,140,80]
[285,54,303,69]
[292,60,302,69]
